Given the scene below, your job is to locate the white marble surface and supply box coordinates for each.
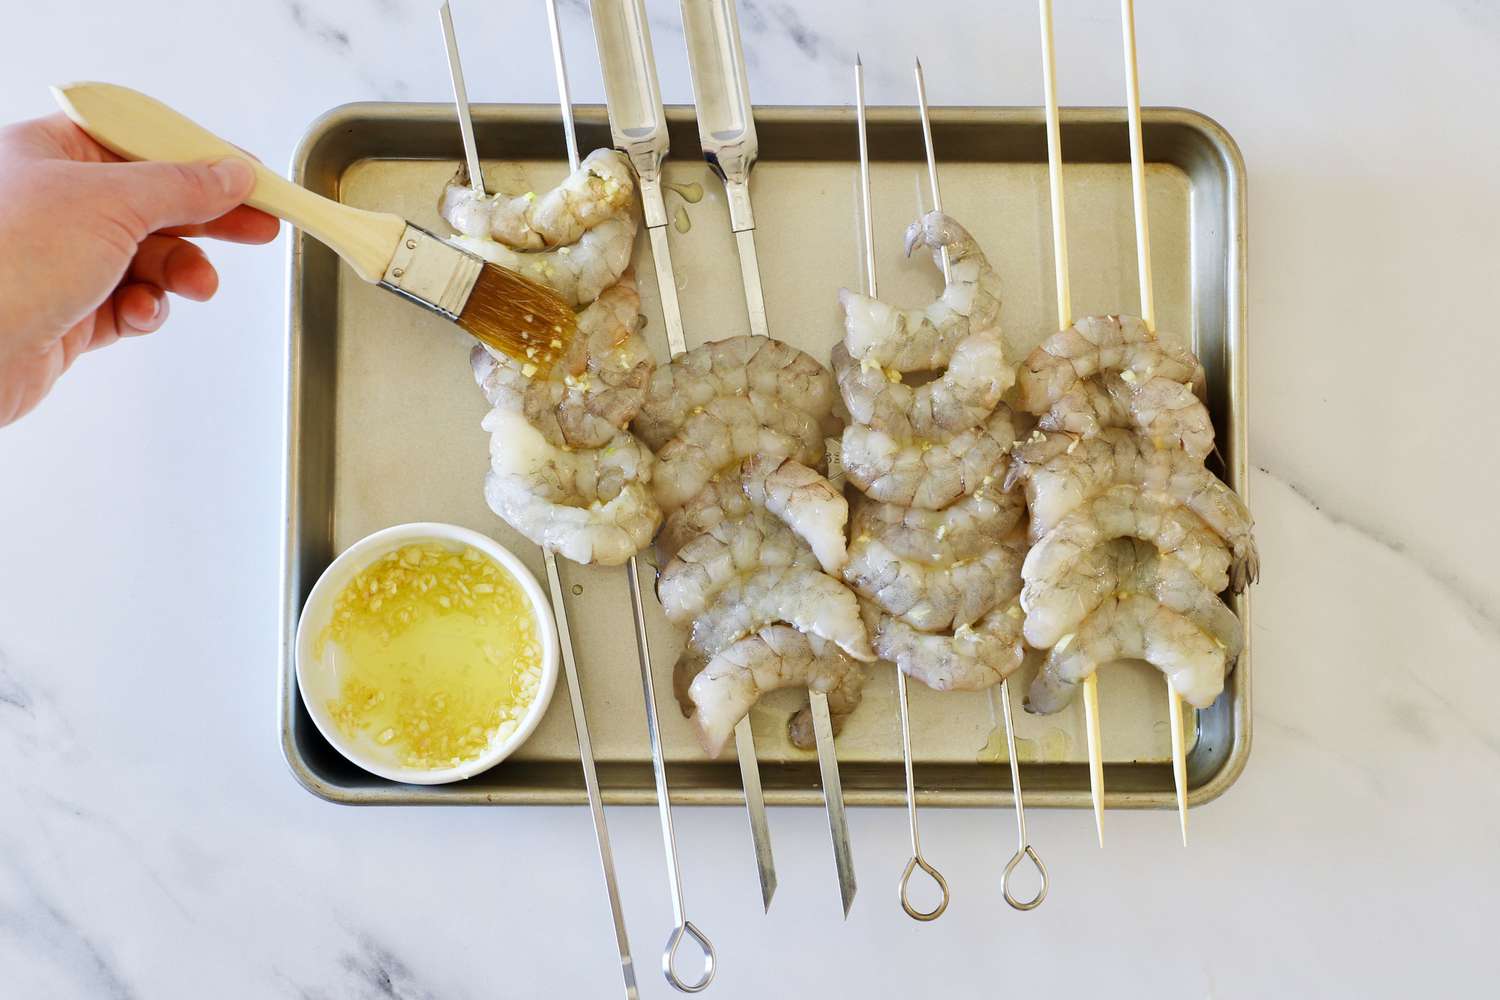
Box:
[2,1,1497,996]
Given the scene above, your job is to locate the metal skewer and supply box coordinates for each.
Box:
[587,0,717,991]
[913,56,1048,912]
[675,0,778,915]
[1038,0,1106,848]
[680,0,856,921]
[858,57,949,923]
[439,6,637,998]
[1118,0,1190,847]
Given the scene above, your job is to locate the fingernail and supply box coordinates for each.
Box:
[149,295,163,320]
[209,157,254,197]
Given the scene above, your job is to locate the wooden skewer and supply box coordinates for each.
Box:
[1120,0,1189,847]
[1038,0,1105,849]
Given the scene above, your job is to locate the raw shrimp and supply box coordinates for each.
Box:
[482,408,660,565]
[838,211,1003,370]
[657,472,754,563]
[652,394,826,513]
[831,328,1012,442]
[472,277,652,449]
[632,336,836,450]
[1021,484,1232,596]
[1024,594,1228,714]
[441,148,637,250]
[849,484,1025,564]
[869,600,1027,692]
[1039,371,1214,461]
[1009,428,1258,590]
[842,404,1018,510]
[686,565,876,663]
[785,661,866,751]
[1021,538,1244,657]
[845,527,1025,632]
[679,626,866,756]
[739,454,848,575]
[657,511,818,624]
[450,216,636,310]
[1017,314,1205,416]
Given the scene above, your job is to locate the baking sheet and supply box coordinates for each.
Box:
[280,103,1249,807]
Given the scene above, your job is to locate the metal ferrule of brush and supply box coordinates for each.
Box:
[378,224,482,320]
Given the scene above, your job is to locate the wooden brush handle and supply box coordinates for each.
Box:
[52,82,407,283]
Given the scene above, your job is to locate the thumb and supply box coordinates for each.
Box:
[90,157,256,237]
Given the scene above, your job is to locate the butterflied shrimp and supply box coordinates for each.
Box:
[842,404,1017,510]
[687,565,876,663]
[838,211,1003,370]
[482,408,660,565]
[1017,314,1205,413]
[680,626,866,756]
[832,328,1012,442]
[1021,484,1232,595]
[1039,371,1214,460]
[632,336,836,450]
[739,454,848,574]
[472,277,652,449]
[657,511,818,624]
[441,148,636,250]
[1009,428,1258,590]
[652,395,826,513]
[869,600,1027,692]
[1025,594,1227,714]
[451,216,636,310]
[1021,538,1244,658]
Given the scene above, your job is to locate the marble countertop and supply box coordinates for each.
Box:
[2,1,1496,996]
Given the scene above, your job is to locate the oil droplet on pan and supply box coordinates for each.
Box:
[666,180,704,204]
[672,206,692,233]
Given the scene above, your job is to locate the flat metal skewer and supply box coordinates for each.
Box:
[1119,0,1189,846]
[681,0,856,920]
[676,0,779,914]
[440,6,637,997]
[588,0,717,990]
[914,55,1049,912]
[1038,0,1106,848]
[859,56,948,923]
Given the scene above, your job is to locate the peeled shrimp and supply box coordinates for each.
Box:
[679,626,866,756]
[739,454,848,574]
[842,404,1018,510]
[846,527,1025,632]
[482,408,660,565]
[849,484,1025,564]
[657,511,818,624]
[1009,428,1258,590]
[441,148,637,250]
[472,277,652,449]
[652,394,826,513]
[831,328,1012,443]
[785,662,866,751]
[1039,371,1214,461]
[1025,594,1227,714]
[1021,484,1232,596]
[1017,314,1205,415]
[869,600,1027,692]
[632,336,836,451]
[686,565,877,663]
[838,211,1003,370]
[1021,538,1244,658]
[450,217,635,311]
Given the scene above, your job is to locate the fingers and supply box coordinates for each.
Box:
[129,236,221,302]
[87,157,257,241]
[107,282,170,341]
[158,205,280,244]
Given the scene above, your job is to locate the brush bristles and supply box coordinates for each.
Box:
[457,263,577,372]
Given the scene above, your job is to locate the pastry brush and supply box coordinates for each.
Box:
[52,82,576,370]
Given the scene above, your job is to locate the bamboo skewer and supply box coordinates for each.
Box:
[1038,0,1106,849]
[439,5,638,997]
[1119,0,1189,847]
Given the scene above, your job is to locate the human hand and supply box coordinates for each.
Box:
[0,113,279,426]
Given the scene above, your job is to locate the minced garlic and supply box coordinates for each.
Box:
[319,543,543,770]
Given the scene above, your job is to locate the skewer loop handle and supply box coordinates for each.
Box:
[898,853,950,922]
[1002,843,1049,912]
[662,920,716,994]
